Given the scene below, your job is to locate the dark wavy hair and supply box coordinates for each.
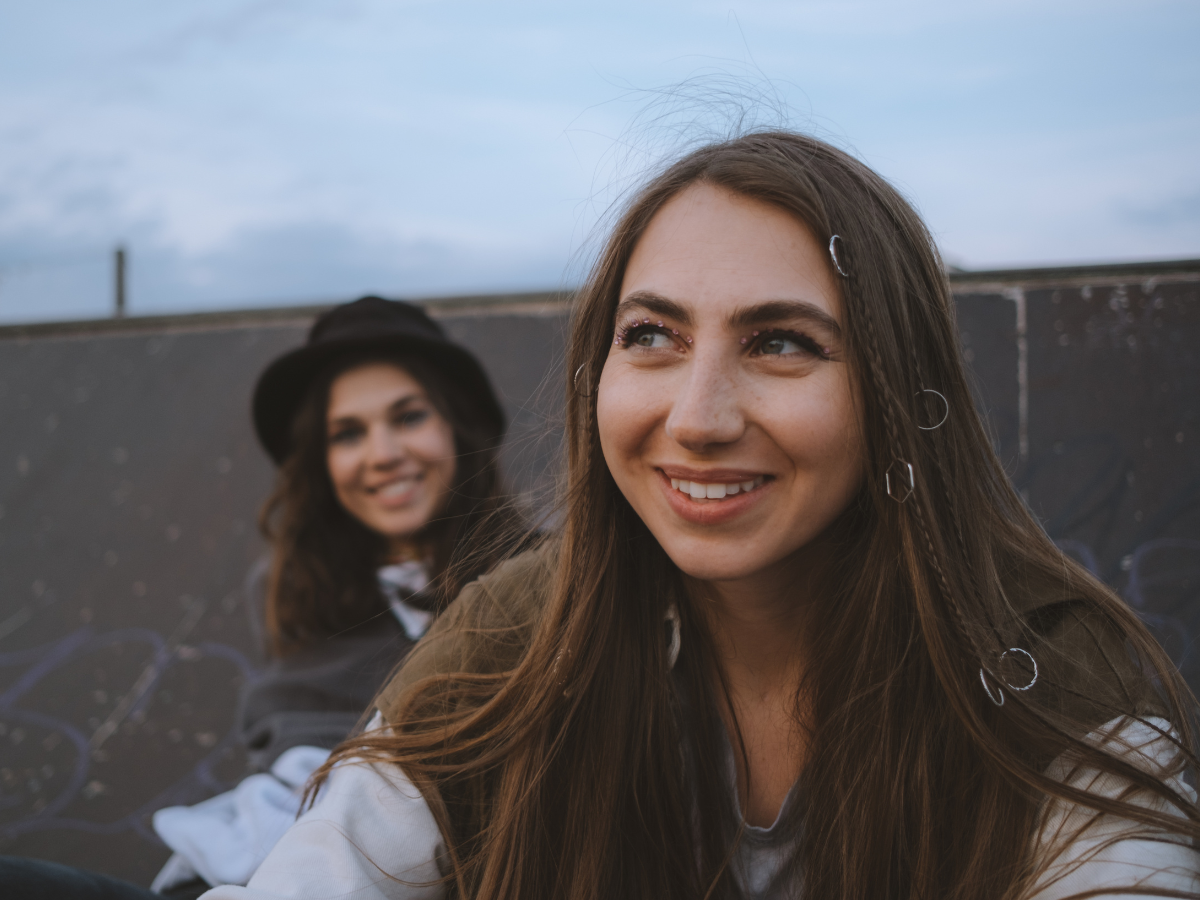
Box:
[324,131,1199,899]
[259,349,518,655]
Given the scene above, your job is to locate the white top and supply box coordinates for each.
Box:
[200,717,1198,900]
[202,731,445,900]
[378,562,435,641]
[152,569,434,892]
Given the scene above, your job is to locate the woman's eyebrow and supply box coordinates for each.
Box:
[326,414,361,431]
[728,300,842,336]
[614,291,693,327]
[387,393,423,413]
[327,394,422,429]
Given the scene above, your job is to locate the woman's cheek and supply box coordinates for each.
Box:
[325,446,354,491]
[596,363,636,462]
[407,416,458,464]
[780,381,863,494]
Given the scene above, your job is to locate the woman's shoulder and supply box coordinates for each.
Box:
[1027,715,1199,900]
[1015,583,1162,728]
[376,538,559,724]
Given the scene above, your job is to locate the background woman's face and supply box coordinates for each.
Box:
[325,362,457,550]
[597,183,864,584]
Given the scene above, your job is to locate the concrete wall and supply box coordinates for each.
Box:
[0,263,1196,883]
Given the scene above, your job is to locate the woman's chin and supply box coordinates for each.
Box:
[663,545,779,585]
[363,509,430,543]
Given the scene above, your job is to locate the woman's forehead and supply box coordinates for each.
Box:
[327,362,424,416]
[620,183,841,325]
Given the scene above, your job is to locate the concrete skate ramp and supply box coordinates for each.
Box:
[0,264,1197,884]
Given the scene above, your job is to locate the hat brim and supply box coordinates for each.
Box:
[252,333,506,465]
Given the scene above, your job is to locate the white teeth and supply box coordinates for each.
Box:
[379,478,416,497]
[671,477,765,500]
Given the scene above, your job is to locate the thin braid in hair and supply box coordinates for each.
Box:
[848,259,988,678]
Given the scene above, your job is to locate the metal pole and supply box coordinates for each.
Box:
[114,245,126,318]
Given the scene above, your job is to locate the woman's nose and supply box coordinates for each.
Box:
[664,355,745,452]
[364,422,404,467]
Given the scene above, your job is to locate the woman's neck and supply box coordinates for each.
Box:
[385,539,427,565]
[688,543,830,826]
[696,544,826,690]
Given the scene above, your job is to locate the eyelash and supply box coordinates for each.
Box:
[396,409,429,427]
[328,408,430,444]
[616,323,830,360]
[615,318,688,347]
[747,328,830,360]
[329,426,362,445]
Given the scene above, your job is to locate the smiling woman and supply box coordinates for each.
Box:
[146,297,523,897]
[599,185,863,590]
[195,136,1200,899]
[251,297,513,655]
[0,298,527,900]
[324,363,460,555]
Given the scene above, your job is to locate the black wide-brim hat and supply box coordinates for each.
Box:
[253,296,505,464]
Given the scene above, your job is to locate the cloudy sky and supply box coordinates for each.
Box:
[0,0,1197,322]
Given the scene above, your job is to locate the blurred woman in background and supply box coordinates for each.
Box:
[149,296,520,898]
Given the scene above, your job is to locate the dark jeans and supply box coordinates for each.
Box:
[0,856,163,900]
[158,876,213,899]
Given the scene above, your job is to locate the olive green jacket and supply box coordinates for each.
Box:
[376,539,1156,736]
[377,543,556,724]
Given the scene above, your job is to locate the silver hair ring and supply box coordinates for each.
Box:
[980,647,1039,707]
[885,460,915,502]
[979,668,1005,707]
[1000,648,1038,691]
[916,389,949,431]
[829,234,849,278]
[573,364,593,398]
[665,604,681,670]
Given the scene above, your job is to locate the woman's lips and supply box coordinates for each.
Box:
[669,474,765,500]
[368,472,425,507]
[657,469,771,525]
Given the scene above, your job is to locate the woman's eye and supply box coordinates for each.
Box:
[629,327,674,349]
[756,332,823,358]
[397,409,430,428]
[328,427,362,445]
[762,336,798,355]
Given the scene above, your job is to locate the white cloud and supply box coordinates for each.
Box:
[0,0,1196,320]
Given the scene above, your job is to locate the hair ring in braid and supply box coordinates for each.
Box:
[916,389,949,431]
[573,364,594,398]
[885,460,915,502]
[829,234,849,278]
[979,648,1039,706]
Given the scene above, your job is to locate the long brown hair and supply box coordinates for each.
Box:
[324,132,1199,899]
[259,350,516,654]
